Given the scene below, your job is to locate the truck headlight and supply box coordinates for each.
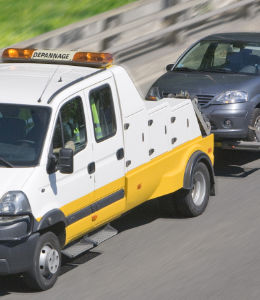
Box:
[212,91,248,104]
[0,191,31,215]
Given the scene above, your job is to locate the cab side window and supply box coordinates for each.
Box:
[89,84,117,142]
[53,97,87,154]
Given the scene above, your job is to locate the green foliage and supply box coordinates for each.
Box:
[0,0,137,48]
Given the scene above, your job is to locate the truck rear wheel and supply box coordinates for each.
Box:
[24,232,61,291]
[174,162,210,217]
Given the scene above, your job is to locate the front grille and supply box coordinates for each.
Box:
[210,121,217,130]
[197,95,214,106]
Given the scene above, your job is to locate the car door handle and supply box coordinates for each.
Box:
[88,162,95,174]
[116,148,124,160]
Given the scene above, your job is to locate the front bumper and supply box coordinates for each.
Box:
[0,216,39,275]
[201,103,251,140]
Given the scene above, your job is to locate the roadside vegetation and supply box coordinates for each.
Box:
[0,0,137,48]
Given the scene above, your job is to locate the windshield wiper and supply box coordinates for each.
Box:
[173,67,196,72]
[0,157,14,168]
[199,68,232,74]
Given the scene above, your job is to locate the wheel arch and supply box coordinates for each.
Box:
[248,95,260,112]
[252,94,260,109]
[183,150,215,196]
[35,209,67,247]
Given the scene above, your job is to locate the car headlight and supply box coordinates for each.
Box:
[0,191,31,215]
[212,91,248,104]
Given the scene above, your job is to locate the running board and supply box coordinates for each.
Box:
[62,224,118,258]
[218,141,260,151]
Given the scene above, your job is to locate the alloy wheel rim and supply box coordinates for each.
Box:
[254,115,260,141]
[191,170,206,206]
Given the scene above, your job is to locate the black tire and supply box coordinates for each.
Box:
[247,108,260,141]
[174,162,210,217]
[24,232,61,291]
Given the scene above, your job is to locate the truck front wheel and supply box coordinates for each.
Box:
[24,232,61,291]
[174,162,210,217]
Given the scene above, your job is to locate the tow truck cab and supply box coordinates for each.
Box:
[0,48,214,290]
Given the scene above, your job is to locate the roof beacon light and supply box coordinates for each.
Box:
[73,52,113,67]
[2,48,35,60]
[2,48,113,68]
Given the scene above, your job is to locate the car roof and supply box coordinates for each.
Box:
[0,62,99,106]
[202,32,260,43]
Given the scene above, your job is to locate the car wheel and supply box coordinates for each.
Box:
[174,162,210,217]
[247,108,260,141]
[24,232,61,291]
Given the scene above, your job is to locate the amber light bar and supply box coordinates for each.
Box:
[2,48,113,68]
[2,48,35,60]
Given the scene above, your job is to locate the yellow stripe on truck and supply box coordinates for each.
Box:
[63,177,125,244]
[125,135,214,210]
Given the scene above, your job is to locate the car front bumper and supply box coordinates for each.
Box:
[201,103,251,140]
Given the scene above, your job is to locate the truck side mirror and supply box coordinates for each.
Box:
[59,148,73,174]
[47,154,58,174]
[166,64,174,71]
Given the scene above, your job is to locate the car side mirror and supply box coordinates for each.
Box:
[166,64,174,71]
[59,148,73,174]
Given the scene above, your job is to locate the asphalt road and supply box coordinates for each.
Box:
[1,12,260,300]
[1,151,260,299]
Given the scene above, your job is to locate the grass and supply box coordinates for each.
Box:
[0,0,137,48]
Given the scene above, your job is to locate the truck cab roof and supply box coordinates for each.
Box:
[0,63,99,105]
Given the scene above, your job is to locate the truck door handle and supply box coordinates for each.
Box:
[116,148,124,160]
[88,162,95,174]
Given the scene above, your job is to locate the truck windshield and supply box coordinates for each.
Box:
[0,104,51,167]
[175,40,260,75]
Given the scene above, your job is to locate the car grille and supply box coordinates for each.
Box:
[196,95,214,106]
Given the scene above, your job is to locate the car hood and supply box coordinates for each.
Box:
[151,71,260,98]
[0,167,35,197]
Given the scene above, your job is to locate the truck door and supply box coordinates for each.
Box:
[85,78,126,225]
[46,94,95,243]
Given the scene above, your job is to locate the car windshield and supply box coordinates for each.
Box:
[175,40,260,75]
[0,104,51,167]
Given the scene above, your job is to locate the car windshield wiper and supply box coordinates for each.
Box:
[199,68,232,74]
[173,67,196,72]
[0,157,14,168]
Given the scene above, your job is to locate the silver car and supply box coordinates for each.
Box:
[147,33,260,142]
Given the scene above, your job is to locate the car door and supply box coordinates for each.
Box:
[84,78,126,226]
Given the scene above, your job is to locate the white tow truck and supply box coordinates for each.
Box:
[0,48,215,290]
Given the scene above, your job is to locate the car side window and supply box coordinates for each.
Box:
[89,84,117,142]
[52,97,87,155]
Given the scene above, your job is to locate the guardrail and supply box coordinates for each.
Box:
[14,0,258,60]
[108,0,259,59]
[63,0,210,50]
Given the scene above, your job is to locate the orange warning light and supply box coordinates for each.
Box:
[73,52,113,67]
[2,48,35,60]
[2,48,113,68]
